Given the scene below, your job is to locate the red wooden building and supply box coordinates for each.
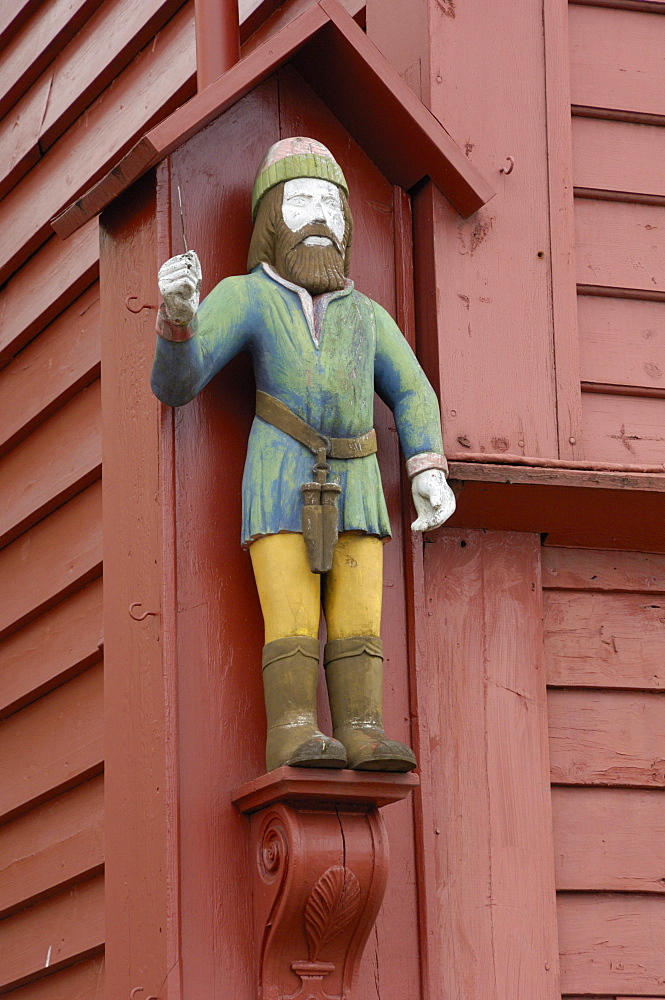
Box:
[1,1,664,999]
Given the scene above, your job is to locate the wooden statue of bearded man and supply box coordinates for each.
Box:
[151,137,456,773]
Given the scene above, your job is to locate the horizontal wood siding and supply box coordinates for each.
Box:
[545,543,665,997]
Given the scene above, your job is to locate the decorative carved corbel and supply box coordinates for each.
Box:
[232,768,418,1000]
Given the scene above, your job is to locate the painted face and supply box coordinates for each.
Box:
[281,178,345,245]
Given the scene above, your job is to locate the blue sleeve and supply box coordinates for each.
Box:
[372,300,444,459]
[151,275,252,407]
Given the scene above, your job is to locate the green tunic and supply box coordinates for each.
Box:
[151,265,443,545]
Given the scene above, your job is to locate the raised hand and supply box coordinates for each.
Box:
[158,250,202,326]
[411,468,456,532]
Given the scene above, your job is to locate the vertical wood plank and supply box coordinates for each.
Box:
[421,529,560,999]
[100,172,181,1000]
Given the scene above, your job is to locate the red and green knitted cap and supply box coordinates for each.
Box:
[251,137,348,220]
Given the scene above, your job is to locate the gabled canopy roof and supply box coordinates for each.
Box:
[53,0,494,238]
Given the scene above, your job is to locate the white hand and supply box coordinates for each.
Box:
[158,251,202,326]
[411,469,456,532]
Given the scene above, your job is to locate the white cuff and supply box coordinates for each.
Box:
[406,452,449,479]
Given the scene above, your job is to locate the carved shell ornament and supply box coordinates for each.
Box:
[304,866,361,962]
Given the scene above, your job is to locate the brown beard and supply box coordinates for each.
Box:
[247,182,353,294]
[274,219,346,295]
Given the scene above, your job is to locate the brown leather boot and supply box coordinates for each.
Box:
[324,636,417,772]
[262,636,347,772]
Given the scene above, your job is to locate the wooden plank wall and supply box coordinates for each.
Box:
[543,545,665,999]
[569,0,665,464]
[0,0,198,994]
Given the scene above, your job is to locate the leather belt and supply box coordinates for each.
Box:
[256,391,377,460]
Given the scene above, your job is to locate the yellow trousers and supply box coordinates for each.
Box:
[249,532,383,642]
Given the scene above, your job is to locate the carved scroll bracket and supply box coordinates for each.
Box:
[232,768,418,1000]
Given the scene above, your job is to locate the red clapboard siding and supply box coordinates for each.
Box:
[558,892,665,996]
[542,546,665,592]
[0,4,196,287]
[0,220,99,368]
[0,663,104,824]
[0,285,100,458]
[0,776,104,918]
[544,590,665,690]
[0,381,101,548]
[0,577,103,719]
[572,117,665,199]
[0,0,44,49]
[575,199,665,293]
[0,875,104,992]
[549,688,665,787]
[0,0,104,119]
[0,481,102,640]
[0,955,104,1000]
[552,786,665,893]
[0,957,104,1000]
[580,392,665,466]
[578,295,665,391]
[569,4,665,117]
[0,75,49,199]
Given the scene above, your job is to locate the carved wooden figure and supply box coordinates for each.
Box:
[152,137,455,773]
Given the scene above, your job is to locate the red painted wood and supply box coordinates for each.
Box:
[100,174,179,1000]
[544,590,665,690]
[195,0,240,88]
[242,0,365,56]
[0,776,104,918]
[426,0,559,461]
[0,3,196,286]
[0,481,102,641]
[552,786,665,893]
[232,768,418,812]
[549,688,665,787]
[0,578,103,719]
[0,875,104,993]
[542,546,665,592]
[581,392,665,465]
[0,957,104,1000]
[575,199,665,293]
[0,220,98,369]
[53,0,492,239]
[0,75,48,199]
[0,0,44,50]
[0,381,101,549]
[0,0,104,119]
[578,295,665,391]
[0,284,100,458]
[421,529,560,1000]
[0,664,103,825]
[558,892,665,996]
[573,117,665,199]
[569,4,665,117]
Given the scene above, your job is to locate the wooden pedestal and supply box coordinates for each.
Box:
[232,769,418,1000]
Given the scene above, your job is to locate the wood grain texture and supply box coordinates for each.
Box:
[0,0,104,119]
[0,875,104,993]
[0,74,49,199]
[575,199,665,293]
[581,391,665,465]
[0,285,100,458]
[544,590,665,690]
[0,577,103,719]
[0,220,99,369]
[100,174,178,1000]
[0,776,104,918]
[0,957,104,1000]
[552,786,665,893]
[572,117,665,199]
[0,2,196,286]
[0,0,44,50]
[0,381,101,548]
[421,529,561,1000]
[569,3,665,117]
[549,688,665,787]
[0,481,102,640]
[0,664,103,824]
[542,546,665,592]
[578,294,665,391]
[558,892,665,995]
[427,0,559,460]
